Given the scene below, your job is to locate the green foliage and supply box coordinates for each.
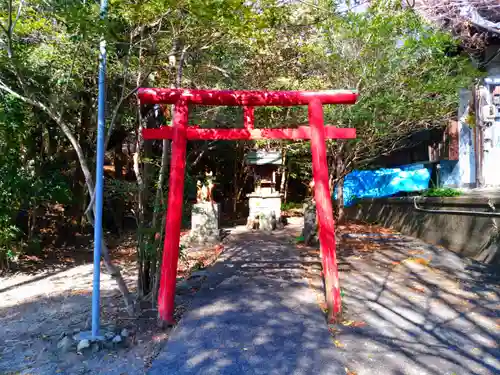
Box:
[179,244,188,262]
[0,94,72,267]
[320,2,479,138]
[281,202,302,211]
[270,1,481,199]
[421,187,462,197]
[0,0,482,280]
[0,215,21,267]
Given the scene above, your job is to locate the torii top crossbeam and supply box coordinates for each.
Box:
[138,88,357,106]
[138,88,358,325]
[140,88,357,141]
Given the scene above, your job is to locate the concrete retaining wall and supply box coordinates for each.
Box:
[345,195,500,264]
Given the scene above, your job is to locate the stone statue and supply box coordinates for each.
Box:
[201,184,209,202]
[196,170,215,203]
[196,180,203,203]
[205,170,214,202]
[308,180,315,197]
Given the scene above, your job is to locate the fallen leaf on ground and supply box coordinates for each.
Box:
[410,285,426,293]
[352,321,367,327]
[318,301,328,312]
[70,289,90,296]
[403,257,431,266]
[152,333,169,342]
[328,326,340,335]
[409,250,424,255]
[333,339,344,348]
[341,320,366,327]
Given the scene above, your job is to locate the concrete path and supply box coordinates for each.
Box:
[148,223,344,375]
[148,221,499,375]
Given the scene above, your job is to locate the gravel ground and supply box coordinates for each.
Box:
[0,240,223,375]
[0,259,142,375]
[1,219,498,375]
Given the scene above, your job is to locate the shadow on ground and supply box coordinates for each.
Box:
[152,221,499,375]
[1,220,498,375]
[0,261,150,375]
[149,227,343,375]
[314,223,500,375]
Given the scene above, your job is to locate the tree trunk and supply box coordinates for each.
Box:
[148,42,185,300]
[133,150,145,297]
[148,136,169,300]
[279,149,288,203]
[133,26,147,298]
[114,142,124,179]
[110,128,125,235]
[0,25,134,315]
[85,212,135,313]
[335,151,346,224]
[52,117,135,315]
[72,90,92,226]
[152,209,167,307]
[71,135,135,315]
[336,178,345,224]
[233,156,239,213]
[54,110,135,316]
[280,169,288,204]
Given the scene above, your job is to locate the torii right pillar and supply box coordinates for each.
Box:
[308,98,342,321]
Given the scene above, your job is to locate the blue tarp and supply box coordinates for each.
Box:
[336,167,431,207]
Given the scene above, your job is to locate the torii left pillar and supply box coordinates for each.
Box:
[139,88,358,324]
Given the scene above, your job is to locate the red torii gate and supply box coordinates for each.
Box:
[138,88,358,323]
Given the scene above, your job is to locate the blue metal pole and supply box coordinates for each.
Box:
[92,0,108,339]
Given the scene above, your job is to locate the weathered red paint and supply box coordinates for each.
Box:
[138,88,357,106]
[157,99,188,323]
[142,126,356,141]
[308,99,342,322]
[140,88,357,324]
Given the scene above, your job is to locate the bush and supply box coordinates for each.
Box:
[281,202,303,211]
[0,95,72,269]
[0,215,21,269]
[421,187,461,197]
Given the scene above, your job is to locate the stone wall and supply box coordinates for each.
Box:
[345,195,500,264]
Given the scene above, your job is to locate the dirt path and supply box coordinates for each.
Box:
[0,238,222,375]
[1,220,498,375]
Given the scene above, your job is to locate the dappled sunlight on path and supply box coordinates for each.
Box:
[327,222,500,375]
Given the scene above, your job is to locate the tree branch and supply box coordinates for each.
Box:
[12,0,24,32]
